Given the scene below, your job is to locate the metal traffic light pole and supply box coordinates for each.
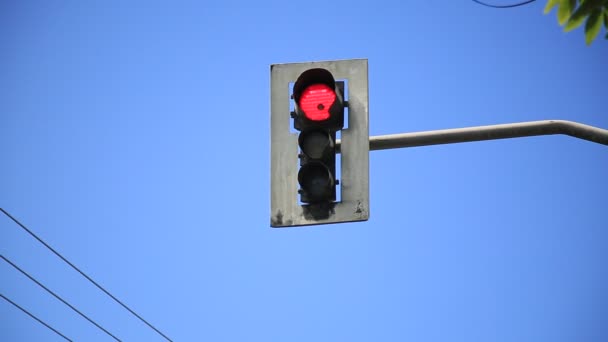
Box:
[336,120,608,152]
[271,59,370,227]
[271,59,607,228]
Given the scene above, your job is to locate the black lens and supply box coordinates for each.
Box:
[298,130,333,159]
[298,163,334,201]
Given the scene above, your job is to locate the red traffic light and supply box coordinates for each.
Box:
[292,68,343,131]
[298,84,336,121]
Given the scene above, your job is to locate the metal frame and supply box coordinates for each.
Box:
[270,59,369,227]
[335,120,608,152]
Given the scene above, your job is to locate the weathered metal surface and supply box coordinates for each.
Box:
[270,59,369,227]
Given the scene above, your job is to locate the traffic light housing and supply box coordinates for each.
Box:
[292,68,344,132]
[292,68,343,205]
[270,59,369,227]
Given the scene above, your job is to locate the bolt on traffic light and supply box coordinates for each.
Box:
[292,68,344,205]
[270,59,369,227]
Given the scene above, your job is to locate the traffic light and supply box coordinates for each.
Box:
[270,59,369,227]
[292,68,344,205]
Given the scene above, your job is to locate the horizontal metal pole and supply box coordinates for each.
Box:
[336,120,608,152]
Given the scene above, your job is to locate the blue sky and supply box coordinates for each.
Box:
[1,1,607,341]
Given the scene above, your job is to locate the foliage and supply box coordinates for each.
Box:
[544,0,608,45]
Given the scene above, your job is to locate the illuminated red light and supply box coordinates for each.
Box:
[298,84,336,121]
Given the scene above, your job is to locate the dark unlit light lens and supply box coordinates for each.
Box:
[298,163,334,200]
[299,130,333,159]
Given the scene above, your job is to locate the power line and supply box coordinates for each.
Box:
[0,208,173,342]
[472,0,537,8]
[1,292,73,342]
[1,254,122,342]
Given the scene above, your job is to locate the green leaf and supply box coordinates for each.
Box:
[585,9,603,45]
[580,0,603,18]
[566,0,603,30]
[544,0,562,14]
[565,11,588,30]
[558,0,576,25]
[604,9,608,28]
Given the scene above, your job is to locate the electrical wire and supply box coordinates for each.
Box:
[0,292,73,342]
[472,0,537,8]
[1,255,122,341]
[0,208,173,342]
